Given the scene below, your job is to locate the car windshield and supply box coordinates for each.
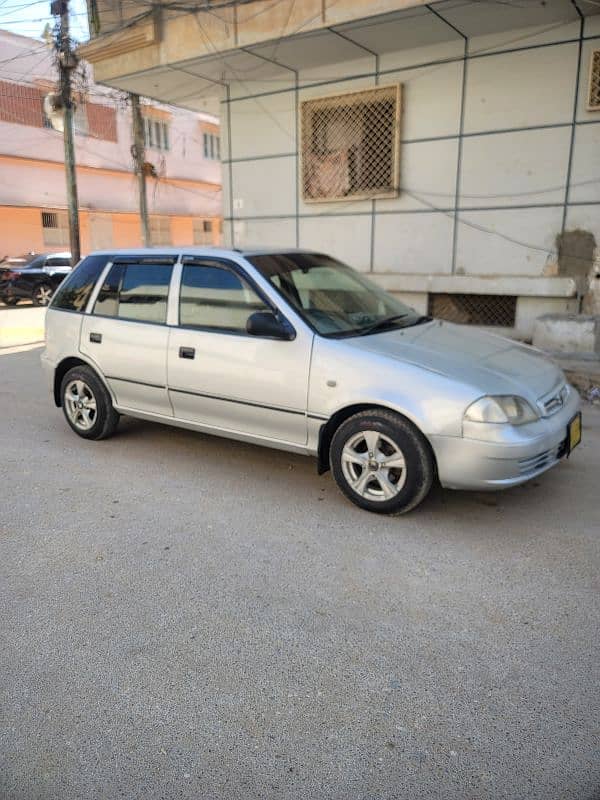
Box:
[247,252,426,337]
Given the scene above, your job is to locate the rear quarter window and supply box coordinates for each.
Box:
[51,254,111,312]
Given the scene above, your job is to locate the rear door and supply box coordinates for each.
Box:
[79,255,177,416]
[166,256,311,444]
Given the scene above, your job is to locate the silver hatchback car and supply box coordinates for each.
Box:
[42,248,582,514]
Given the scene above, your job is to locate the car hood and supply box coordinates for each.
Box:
[349,320,563,400]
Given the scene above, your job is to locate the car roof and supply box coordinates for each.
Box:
[2,251,70,264]
[88,246,319,258]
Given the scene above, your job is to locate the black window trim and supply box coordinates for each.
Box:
[177,255,296,340]
[50,252,299,337]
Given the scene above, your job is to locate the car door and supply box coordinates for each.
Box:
[167,257,312,444]
[79,255,176,416]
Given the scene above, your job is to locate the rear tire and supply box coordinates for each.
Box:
[60,365,119,440]
[330,409,434,515]
[2,297,18,306]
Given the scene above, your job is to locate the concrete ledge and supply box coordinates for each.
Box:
[372,273,577,297]
[533,314,600,357]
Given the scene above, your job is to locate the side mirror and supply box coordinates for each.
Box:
[246,310,295,340]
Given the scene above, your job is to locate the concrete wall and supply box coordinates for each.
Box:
[220,13,600,336]
[0,205,222,258]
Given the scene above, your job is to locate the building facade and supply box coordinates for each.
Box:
[0,29,222,259]
[82,1,600,337]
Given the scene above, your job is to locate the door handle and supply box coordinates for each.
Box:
[179,346,195,359]
[89,332,102,344]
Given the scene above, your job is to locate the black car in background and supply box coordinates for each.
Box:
[0,252,72,306]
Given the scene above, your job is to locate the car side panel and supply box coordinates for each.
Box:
[79,316,172,417]
[307,335,480,444]
[41,308,84,394]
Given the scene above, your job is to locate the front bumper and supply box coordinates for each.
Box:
[430,388,581,490]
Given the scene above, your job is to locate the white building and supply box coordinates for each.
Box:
[83,0,600,337]
[0,29,222,255]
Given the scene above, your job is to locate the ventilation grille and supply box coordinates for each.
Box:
[300,84,401,202]
[41,209,68,246]
[428,293,517,327]
[588,50,600,111]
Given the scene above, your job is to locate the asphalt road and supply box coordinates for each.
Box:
[1,348,599,800]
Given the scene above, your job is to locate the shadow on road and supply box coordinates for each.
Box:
[111,413,581,529]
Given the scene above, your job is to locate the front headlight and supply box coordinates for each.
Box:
[464,395,539,425]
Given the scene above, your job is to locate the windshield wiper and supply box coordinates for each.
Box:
[355,313,410,336]
[354,313,433,337]
[403,314,433,328]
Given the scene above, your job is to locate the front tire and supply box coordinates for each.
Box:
[60,365,119,440]
[2,297,18,306]
[330,409,434,515]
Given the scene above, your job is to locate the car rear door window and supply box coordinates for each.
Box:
[51,254,111,312]
[93,262,173,324]
[179,262,267,333]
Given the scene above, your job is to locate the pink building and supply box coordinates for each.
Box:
[0,29,222,257]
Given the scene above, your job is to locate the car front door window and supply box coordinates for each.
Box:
[179,262,268,333]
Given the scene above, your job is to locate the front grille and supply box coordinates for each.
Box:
[539,383,570,417]
[428,293,516,327]
[518,440,565,475]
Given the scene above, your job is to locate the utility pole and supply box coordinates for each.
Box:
[130,93,151,247]
[52,0,80,265]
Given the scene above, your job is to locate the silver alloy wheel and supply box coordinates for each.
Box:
[64,379,97,431]
[341,429,407,501]
[35,285,53,305]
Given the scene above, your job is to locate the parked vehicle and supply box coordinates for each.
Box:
[0,252,72,306]
[42,248,582,514]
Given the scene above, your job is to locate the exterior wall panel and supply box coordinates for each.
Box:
[232,156,296,218]
[229,93,296,159]
[299,215,372,271]
[454,207,564,277]
[374,212,454,275]
[459,127,571,208]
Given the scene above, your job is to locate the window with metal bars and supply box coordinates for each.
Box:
[301,84,401,202]
[428,293,517,327]
[41,209,69,247]
[588,49,600,111]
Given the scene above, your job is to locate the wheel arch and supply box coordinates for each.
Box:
[316,402,436,476]
[53,356,108,407]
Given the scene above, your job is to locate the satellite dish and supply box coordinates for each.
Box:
[43,93,65,133]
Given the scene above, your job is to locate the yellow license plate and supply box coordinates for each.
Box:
[568,413,582,453]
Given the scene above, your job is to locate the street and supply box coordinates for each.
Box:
[1,347,599,800]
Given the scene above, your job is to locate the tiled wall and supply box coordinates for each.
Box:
[221,13,600,283]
